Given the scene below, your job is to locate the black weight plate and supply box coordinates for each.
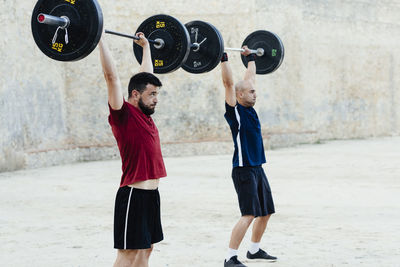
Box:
[31,0,103,61]
[241,30,284,74]
[182,21,224,74]
[133,14,190,74]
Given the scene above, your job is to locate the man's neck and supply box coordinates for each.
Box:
[237,99,247,107]
[128,98,143,112]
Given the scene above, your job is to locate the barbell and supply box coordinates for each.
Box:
[31,0,284,74]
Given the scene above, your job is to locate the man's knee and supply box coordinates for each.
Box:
[241,215,255,225]
[261,214,272,220]
[144,246,153,258]
[115,250,138,267]
[136,246,153,261]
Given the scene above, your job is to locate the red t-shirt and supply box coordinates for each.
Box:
[108,100,167,187]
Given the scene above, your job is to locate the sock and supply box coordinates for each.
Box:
[225,248,238,261]
[248,241,260,254]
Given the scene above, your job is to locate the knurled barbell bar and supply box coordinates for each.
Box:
[105,29,202,51]
[104,30,166,49]
[224,47,265,57]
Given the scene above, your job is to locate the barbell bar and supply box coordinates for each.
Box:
[106,26,268,66]
[105,29,165,49]
[224,47,265,57]
[105,29,200,51]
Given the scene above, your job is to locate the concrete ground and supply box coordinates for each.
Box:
[0,137,399,267]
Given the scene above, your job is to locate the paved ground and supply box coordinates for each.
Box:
[1,137,399,267]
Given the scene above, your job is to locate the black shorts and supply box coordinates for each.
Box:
[114,187,163,250]
[232,166,275,217]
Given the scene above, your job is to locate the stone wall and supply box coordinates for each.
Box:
[1,0,399,171]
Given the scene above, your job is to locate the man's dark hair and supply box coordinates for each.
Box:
[128,72,162,98]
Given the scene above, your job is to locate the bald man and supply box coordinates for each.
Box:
[221,48,277,267]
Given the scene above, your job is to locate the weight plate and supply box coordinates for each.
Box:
[31,0,103,61]
[241,30,284,74]
[133,14,191,74]
[182,20,224,74]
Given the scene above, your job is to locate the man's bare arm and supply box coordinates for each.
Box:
[134,33,153,73]
[99,37,123,110]
[242,46,256,86]
[221,53,236,107]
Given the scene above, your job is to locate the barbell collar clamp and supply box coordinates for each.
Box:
[191,43,200,52]
[153,38,165,49]
[37,13,70,29]
[255,48,264,57]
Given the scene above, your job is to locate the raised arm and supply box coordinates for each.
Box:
[99,37,123,110]
[242,46,256,86]
[134,32,153,73]
[221,53,236,107]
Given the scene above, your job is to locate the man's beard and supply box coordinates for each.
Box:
[243,99,256,107]
[138,98,155,116]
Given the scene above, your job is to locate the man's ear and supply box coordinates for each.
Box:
[131,90,140,100]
